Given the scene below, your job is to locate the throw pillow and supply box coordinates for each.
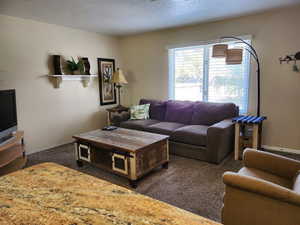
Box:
[130,104,150,120]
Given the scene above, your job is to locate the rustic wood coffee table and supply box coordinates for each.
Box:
[73,128,169,188]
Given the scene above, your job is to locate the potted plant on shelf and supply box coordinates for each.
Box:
[66,57,84,75]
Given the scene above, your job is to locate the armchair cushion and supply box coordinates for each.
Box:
[171,125,208,146]
[239,167,292,189]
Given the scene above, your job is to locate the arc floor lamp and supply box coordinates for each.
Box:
[214,36,261,117]
[213,36,266,159]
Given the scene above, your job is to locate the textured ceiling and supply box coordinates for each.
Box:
[0,0,299,36]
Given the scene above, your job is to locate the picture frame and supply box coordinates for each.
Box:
[98,58,116,105]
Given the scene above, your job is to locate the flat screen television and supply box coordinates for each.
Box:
[0,89,17,144]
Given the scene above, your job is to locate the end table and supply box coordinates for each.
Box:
[106,106,129,125]
[233,116,267,160]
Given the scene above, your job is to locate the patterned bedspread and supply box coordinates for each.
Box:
[0,163,220,225]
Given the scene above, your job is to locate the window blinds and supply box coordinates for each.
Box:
[169,39,250,114]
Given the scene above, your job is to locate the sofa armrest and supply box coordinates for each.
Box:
[223,171,300,206]
[243,149,300,179]
[210,119,235,129]
[207,119,235,163]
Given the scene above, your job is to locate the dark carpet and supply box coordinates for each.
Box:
[26,144,300,222]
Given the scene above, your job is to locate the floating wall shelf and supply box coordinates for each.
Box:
[48,75,98,88]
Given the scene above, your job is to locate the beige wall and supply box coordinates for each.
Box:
[119,6,300,150]
[1,6,300,154]
[0,15,124,154]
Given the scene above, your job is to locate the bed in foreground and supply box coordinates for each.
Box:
[0,162,219,225]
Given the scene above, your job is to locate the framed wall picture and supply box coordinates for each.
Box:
[98,58,116,105]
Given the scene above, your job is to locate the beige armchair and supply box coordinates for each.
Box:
[222,148,300,225]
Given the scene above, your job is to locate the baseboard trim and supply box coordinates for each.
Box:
[27,141,74,155]
[262,145,300,155]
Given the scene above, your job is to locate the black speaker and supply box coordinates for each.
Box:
[53,55,62,75]
[82,57,91,75]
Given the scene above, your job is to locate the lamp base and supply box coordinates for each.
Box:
[116,84,123,108]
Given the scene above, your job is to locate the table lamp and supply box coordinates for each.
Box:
[112,68,128,109]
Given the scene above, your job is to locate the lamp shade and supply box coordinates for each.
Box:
[212,44,228,58]
[226,49,243,65]
[112,68,128,84]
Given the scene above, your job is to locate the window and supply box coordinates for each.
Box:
[168,39,250,114]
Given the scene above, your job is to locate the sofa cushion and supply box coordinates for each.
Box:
[191,101,238,126]
[164,100,194,124]
[171,125,208,146]
[140,99,166,121]
[239,167,292,189]
[293,172,300,193]
[145,122,185,135]
[120,119,160,131]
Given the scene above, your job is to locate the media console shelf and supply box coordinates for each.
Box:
[48,75,98,88]
[0,131,26,176]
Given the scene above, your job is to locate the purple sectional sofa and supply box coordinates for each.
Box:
[117,99,239,164]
